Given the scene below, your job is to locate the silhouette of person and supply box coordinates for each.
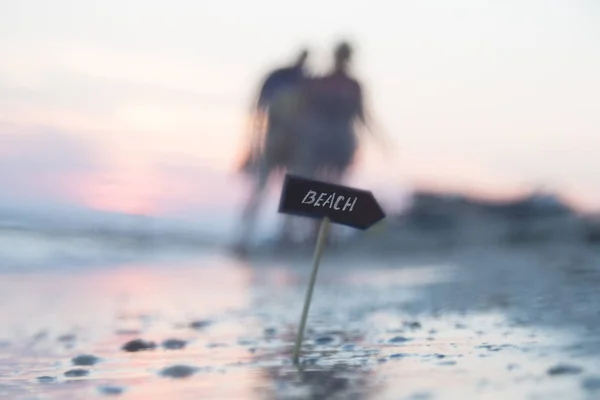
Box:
[235,48,310,254]
[291,41,377,243]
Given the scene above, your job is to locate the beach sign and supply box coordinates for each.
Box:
[278,174,385,364]
[279,174,385,230]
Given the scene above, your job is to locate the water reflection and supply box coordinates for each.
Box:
[242,261,452,400]
[0,247,597,399]
[250,323,380,400]
[258,364,377,400]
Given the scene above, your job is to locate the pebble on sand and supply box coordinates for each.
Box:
[57,334,76,343]
[32,330,48,342]
[72,354,101,366]
[115,329,142,336]
[404,321,422,330]
[314,336,335,345]
[507,363,520,371]
[189,320,212,330]
[122,339,157,352]
[98,385,126,396]
[264,328,277,337]
[438,361,457,366]
[582,376,600,391]
[160,365,198,379]
[547,364,583,376]
[388,336,412,344]
[162,338,187,350]
[206,342,228,348]
[477,344,513,352]
[64,369,90,377]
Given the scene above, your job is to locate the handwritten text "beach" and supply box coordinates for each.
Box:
[301,190,357,212]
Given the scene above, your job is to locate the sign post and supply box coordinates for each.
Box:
[278,174,385,365]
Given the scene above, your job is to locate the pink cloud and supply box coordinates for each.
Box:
[0,122,255,219]
[151,158,250,216]
[0,123,107,208]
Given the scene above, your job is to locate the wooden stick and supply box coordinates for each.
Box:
[292,217,331,365]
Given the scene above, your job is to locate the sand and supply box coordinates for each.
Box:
[0,232,600,399]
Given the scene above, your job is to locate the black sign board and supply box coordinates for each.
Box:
[278,174,385,230]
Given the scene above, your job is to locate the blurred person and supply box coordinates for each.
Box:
[295,41,388,182]
[292,40,391,243]
[234,48,310,254]
[238,48,309,175]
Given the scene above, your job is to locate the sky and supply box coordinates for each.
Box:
[1,0,599,221]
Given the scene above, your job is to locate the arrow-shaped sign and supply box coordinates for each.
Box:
[278,174,385,230]
[277,173,386,365]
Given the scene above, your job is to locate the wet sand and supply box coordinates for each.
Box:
[1,243,600,399]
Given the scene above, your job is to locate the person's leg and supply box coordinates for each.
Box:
[270,121,296,244]
[234,159,271,253]
[277,215,296,244]
[277,122,314,246]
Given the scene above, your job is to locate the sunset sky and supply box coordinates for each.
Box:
[1,0,599,218]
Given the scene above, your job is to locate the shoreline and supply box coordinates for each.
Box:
[0,236,599,398]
